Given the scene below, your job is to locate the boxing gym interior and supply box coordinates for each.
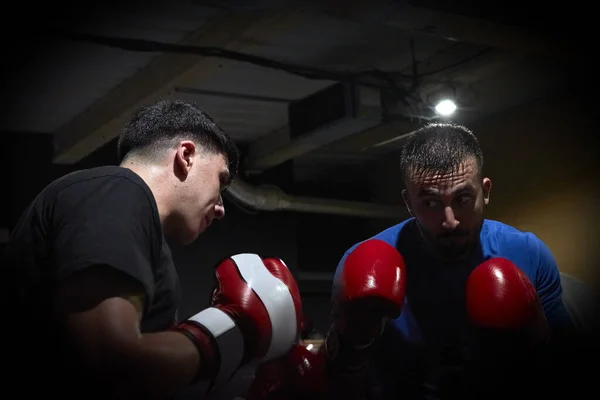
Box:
[2,0,598,399]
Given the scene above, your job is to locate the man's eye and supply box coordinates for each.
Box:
[220,182,231,193]
[424,200,439,208]
[457,195,472,205]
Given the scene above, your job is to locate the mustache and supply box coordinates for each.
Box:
[437,230,470,239]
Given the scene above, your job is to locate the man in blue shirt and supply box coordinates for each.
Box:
[329,123,576,399]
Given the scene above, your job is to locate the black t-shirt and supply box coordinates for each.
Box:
[1,165,181,397]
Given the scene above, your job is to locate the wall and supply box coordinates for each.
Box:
[472,91,599,289]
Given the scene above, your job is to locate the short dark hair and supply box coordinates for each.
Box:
[117,99,239,176]
[399,122,483,182]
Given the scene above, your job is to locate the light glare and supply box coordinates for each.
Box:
[435,99,457,116]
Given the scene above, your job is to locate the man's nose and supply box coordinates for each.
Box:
[441,206,459,230]
[214,195,225,220]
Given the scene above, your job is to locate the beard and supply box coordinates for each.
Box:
[416,219,483,260]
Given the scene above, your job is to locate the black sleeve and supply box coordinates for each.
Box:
[51,176,160,307]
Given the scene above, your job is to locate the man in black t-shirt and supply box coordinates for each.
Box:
[2,99,304,399]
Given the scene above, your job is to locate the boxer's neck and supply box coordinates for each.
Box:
[122,159,177,226]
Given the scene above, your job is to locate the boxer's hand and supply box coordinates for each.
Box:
[331,239,406,347]
[465,258,550,397]
[246,358,287,400]
[466,257,549,342]
[247,341,328,400]
[174,254,303,390]
[286,341,328,398]
[322,239,406,399]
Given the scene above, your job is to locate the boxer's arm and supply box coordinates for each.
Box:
[323,241,406,399]
[530,235,576,335]
[49,183,212,398]
[55,265,200,399]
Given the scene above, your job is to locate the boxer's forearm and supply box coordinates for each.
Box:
[91,331,200,399]
[59,295,202,399]
[321,328,372,400]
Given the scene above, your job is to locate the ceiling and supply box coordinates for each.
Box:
[2,0,583,189]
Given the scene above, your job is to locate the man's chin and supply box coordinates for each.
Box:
[167,227,200,246]
[439,248,469,260]
[434,241,473,260]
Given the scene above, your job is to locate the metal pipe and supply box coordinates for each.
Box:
[225,179,405,219]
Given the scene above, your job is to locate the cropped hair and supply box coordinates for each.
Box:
[400,122,483,182]
[117,99,239,176]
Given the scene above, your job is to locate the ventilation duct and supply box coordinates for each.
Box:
[243,82,383,174]
[225,179,405,219]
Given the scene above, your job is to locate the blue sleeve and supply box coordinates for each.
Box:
[531,235,574,329]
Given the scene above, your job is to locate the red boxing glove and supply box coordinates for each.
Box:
[174,254,304,391]
[247,341,328,400]
[322,239,406,399]
[465,257,549,342]
[331,239,406,346]
[286,342,328,398]
[246,357,287,400]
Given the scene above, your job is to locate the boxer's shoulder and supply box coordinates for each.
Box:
[50,166,150,196]
[480,219,549,278]
[344,219,412,256]
[44,166,157,215]
[38,166,163,261]
[481,219,543,250]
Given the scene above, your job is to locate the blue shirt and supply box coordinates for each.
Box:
[334,218,573,396]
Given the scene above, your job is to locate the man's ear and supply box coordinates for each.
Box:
[402,189,413,215]
[482,177,492,206]
[175,140,196,179]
